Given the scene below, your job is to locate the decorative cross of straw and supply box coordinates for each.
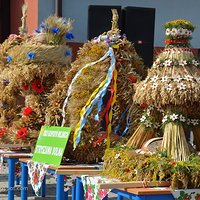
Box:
[107,9,120,35]
[19,4,28,35]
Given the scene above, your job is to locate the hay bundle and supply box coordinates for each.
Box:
[0,16,73,145]
[132,19,200,161]
[45,10,145,163]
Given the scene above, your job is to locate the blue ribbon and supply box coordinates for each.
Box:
[75,47,116,148]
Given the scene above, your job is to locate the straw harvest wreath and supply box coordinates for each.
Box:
[103,19,200,189]
[0,15,74,145]
[45,9,146,163]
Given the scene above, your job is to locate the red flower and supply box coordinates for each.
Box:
[22,84,29,91]
[128,75,137,83]
[0,128,7,137]
[16,127,28,139]
[31,80,44,93]
[140,102,148,109]
[23,106,33,116]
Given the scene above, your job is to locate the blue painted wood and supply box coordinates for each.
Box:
[72,184,76,200]
[112,189,175,200]
[20,162,28,200]
[56,174,64,200]
[40,175,46,197]
[8,158,17,200]
[75,177,84,200]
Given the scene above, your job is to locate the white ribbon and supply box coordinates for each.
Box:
[61,47,113,127]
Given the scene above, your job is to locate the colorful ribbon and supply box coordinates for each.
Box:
[73,47,116,149]
[61,48,113,127]
[113,107,128,134]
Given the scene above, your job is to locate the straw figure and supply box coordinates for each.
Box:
[0,15,73,145]
[133,19,200,161]
[45,9,145,163]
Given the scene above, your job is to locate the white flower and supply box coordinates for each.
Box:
[170,113,178,121]
[157,108,164,114]
[187,119,191,125]
[150,75,159,82]
[162,115,168,123]
[154,122,160,129]
[151,83,158,89]
[188,30,192,36]
[184,75,193,81]
[166,84,172,91]
[179,115,186,122]
[144,120,152,128]
[179,60,187,66]
[171,28,178,36]
[192,60,199,66]
[184,29,189,36]
[115,153,120,159]
[140,115,146,122]
[195,77,200,83]
[161,76,168,82]
[148,105,154,110]
[191,119,199,126]
[177,28,184,35]
[163,60,172,67]
[174,75,182,82]
[165,28,171,35]
[177,82,186,90]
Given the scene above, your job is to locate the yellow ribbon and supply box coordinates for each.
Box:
[106,68,118,148]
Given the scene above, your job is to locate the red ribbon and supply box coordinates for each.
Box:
[94,75,115,146]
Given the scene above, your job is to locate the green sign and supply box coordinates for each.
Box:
[32,126,71,166]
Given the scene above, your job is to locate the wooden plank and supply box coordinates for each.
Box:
[56,169,103,175]
[100,181,171,189]
[49,165,99,170]
[0,144,31,148]
[3,153,32,159]
[123,187,172,195]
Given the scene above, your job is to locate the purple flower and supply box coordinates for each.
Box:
[52,27,60,34]
[65,32,74,40]
[65,50,71,57]
[6,56,12,63]
[27,52,35,59]
[3,79,9,86]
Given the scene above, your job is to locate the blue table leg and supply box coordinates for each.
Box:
[15,175,20,185]
[56,174,64,200]
[40,175,46,197]
[72,184,76,200]
[75,177,84,200]
[20,162,28,200]
[8,158,17,200]
[64,190,68,200]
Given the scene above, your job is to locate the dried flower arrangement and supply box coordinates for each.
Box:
[103,19,200,189]
[0,14,73,145]
[45,9,145,163]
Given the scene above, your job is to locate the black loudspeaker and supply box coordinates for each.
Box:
[88,5,122,40]
[122,7,155,67]
[0,0,10,42]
